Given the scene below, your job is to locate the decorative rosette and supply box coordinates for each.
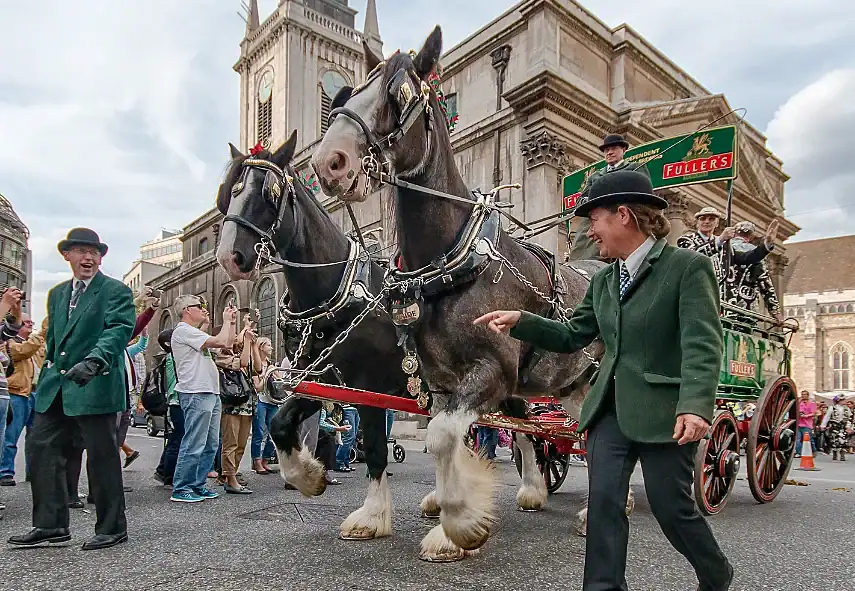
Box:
[427,64,458,133]
[298,169,320,195]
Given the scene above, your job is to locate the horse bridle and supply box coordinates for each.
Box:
[327,63,435,199]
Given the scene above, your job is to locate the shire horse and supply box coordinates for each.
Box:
[312,27,631,561]
[214,130,552,542]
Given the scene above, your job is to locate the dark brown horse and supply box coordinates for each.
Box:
[215,131,407,540]
[312,27,613,561]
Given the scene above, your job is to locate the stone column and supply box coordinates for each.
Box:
[519,131,570,253]
[661,190,689,245]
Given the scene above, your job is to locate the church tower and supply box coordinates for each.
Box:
[234,0,383,155]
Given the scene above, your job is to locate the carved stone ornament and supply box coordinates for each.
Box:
[520,131,569,171]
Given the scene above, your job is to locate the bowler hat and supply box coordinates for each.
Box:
[574,169,669,218]
[57,228,108,256]
[694,206,723,219]
[734,221,756,235]
[599,134,629,151]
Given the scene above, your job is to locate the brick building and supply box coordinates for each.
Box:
[782,235,855,396]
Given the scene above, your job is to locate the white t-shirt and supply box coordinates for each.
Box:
[171,322,220,395]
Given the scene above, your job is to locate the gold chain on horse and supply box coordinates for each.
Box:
[476,239,600,368]
[283,286,392,389]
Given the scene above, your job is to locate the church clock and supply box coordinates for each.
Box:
[257,70,274,103]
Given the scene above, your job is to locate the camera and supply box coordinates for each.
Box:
[146,287,164,300]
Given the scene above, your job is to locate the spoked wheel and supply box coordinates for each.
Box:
[746,376,798,504]
[513,437,571,494]
[393,444,406,463]
[694,410,741,515]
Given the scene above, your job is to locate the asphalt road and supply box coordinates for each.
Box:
[0,428,853,591]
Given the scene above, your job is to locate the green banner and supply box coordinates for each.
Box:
[562,125,738,210]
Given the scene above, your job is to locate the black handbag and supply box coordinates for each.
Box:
[219,367,252,407]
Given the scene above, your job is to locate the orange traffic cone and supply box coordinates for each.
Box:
[794,431,820,471]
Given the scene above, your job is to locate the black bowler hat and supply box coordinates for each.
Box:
[57,227,109,256]
[574,169,669,218]
[599,133,629,151]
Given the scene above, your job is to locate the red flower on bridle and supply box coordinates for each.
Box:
[249,142,264,155]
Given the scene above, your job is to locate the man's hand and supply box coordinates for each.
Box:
[718,227,736,242]
[223,306,238,325]
[337,424,353,433]
[764,219,780,247]
[673,414,710,445]
[64,358,104,387]
[473,310,521,334]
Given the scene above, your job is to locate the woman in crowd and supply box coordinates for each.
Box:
[214,325,255,494]
[0,287,23,512]
[153,328,181,486]
[251,337,280,475]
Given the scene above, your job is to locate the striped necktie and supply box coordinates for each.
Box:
[69,280,85,315]
[619,263,631,300]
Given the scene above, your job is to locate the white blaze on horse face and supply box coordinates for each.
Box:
[312,76,383,203]
[216,219,244,279]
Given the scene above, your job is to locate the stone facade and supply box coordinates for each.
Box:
[782,235,855,395]
[0,192,30,314]
[149,0,800,361]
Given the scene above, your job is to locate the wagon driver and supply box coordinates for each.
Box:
[475,170,733,591]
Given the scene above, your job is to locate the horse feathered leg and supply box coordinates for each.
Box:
[425,410,498,553]
[575,488,635,537]
[270,398,326,497]
[340,406,393,540]
[515,436,548,511]
[420,490,441,519]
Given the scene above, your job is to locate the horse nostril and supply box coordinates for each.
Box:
[326,150,350,177]
[232,251,245,268]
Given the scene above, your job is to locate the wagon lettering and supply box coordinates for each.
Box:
[729,360,756,377]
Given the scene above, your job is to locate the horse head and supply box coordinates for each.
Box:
[216,130,298,280]
[311,26,445,203]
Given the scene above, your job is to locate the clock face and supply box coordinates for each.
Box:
[257,71,273,103]
[321,70,348,98]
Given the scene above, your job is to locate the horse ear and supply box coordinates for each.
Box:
[271,130,298,168]
[229,143,244,160]
[363,40,383,72]
[414,26,442,80]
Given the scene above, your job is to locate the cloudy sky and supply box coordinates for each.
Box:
[2,0,853,323]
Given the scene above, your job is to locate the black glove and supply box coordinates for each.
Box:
[64,358,104,387]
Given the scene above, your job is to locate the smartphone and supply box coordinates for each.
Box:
[149,288,163,299]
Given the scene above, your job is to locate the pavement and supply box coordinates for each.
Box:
[0,429,853,591]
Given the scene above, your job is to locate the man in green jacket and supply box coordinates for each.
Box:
[567,133,649,262]
[475,171,732,591]
[9,228,135,551]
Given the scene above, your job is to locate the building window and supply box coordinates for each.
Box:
[320,70,348,136]
[821,305,829,314]
[832,343,851,391]
[848,304,855,313]
[199,237,209,255]
[255,278,276,342]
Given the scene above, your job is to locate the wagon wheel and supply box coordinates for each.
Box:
[513,437,570,495]
[693,410,740,515]
[746,376,798,504]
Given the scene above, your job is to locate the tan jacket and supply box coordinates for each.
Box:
[8,330,47,397]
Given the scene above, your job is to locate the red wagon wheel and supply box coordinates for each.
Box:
[694,410,741,515]
[746,375,798,504]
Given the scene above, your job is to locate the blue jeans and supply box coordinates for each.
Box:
[386,409,395,440]
[335,408,360,468]
[0,397,9,470]
[0,394,35,478]
[172,393,221,495]
[477,426,499,459]
[796,426,816,454]
[252,401,279,460]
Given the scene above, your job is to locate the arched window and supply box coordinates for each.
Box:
[254,278,276,342]
[847,304,854,313]
[821,305,829,314]
[256,70,274,147]
[159,310,174,334]
[832,343,851,391]
[320,69,348,136]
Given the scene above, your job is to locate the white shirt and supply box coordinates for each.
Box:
[621,236,657,281]
[171,321,220,395]
[606,159,625,172]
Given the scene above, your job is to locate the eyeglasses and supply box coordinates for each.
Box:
[186,303,207,311]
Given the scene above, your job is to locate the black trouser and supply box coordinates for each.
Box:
[156,405,185,479]
[316,429,336,471]
[584,411,731,591]
[27,393,127,535]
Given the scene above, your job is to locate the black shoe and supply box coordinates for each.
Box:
[123,450,140,469]
[697,562,734,591]
[8,528,72,547]
[0,476,15,487]
[81,532,128,551]
[68,499,85,509]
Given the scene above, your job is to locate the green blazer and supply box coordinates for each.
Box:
[511,239,722,443]
[567,162,650,262]
[35,271,136,417]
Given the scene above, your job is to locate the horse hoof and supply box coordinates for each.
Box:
[421,510,441,519]
[419,524,465,563]
[517,507,540,513]
[419,490,441,519]
[339,531,376,541]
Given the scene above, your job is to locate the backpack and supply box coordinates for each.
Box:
[140,354,172,417]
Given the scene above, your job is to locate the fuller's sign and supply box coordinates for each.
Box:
[562,125,738,210]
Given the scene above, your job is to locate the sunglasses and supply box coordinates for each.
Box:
[186,303,207,311]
